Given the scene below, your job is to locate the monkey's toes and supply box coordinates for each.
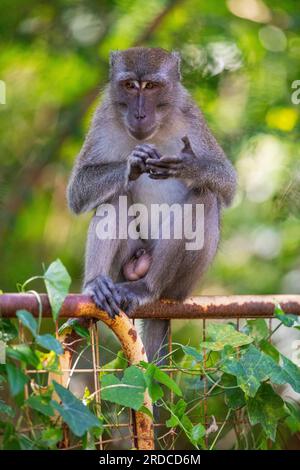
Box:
[120,290,139,316]
[88,275,122,319]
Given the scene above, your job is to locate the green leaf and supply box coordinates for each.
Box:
[99,351,127,379]
[182,345,203,362]
[247,383,286,441]
[246,319,269,342]
[148,380,163,403]
[72,322,90,339]
[15,309,63,355]
[2,424,21,450]
[59,319,90,340]
[6,345,40,368]
[259,339,280,362]
[222,374,246,410]
[40,428,63,448]
[101,366,146,411]
[166,398,188,428]
[202,323,253,351]
[26,395,54,417]
[82,432,96,450]
[139,405,154,420]
[36,350,59,371]
[274,355,300,393]
[144,364,163,403]
[0,399,15,417]
[16,310,37,336]
[285,402,300,433]
[52,381,100,437]
[44,259,71,321]
[6,363,29,396]
[274,304,299,327]
[36,334,63,355]
[0,318,18,342]
[142,362,182,397]
[166,399,194,442]
[221,344,280,397]
[222,345,300,397]
[18,434,36,450]
[191,423,206,444]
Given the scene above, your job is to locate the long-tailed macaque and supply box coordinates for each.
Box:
[67,47,237,363]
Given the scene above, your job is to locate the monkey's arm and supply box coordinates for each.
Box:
[147,132,236,206]
[179,150,237,207]
[146,105,237,206]
[67,143,158,214]
[147,151,236,206]
[67,161,128,214]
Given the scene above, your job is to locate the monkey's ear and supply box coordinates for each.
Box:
[109,50,120,75]
[171,50,182,80]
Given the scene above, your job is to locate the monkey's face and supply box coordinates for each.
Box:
[110,48,181,140]
[114,78,172,140]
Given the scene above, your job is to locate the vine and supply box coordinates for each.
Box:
[0,260,300,450]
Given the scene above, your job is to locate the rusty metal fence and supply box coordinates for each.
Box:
[1,294,300,450]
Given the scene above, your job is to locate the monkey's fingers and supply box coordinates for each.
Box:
[146,156,183,167]
[148,170,174,179]
[103,277,122,306]
[132,150,150,162]
[181,135,192,152]
[158,155,184,164]
[121,291,139,315]
[91,277,121,318]
[135,144,161,159]
[91,290,115,318]
[146,163,183,172]
[128,155,147,179]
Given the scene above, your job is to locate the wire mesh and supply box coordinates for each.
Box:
[3,314,280,449]
[2,293,299,450]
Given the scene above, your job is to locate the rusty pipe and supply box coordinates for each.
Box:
[1,293,300,319]
[0,294,154,450]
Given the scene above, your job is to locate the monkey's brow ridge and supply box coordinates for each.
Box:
[116,72,167,84]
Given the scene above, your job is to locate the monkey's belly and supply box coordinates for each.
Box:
[129,174,190,240]
[130,174,188,207]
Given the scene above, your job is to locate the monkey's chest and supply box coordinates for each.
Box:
[130,174,188,208]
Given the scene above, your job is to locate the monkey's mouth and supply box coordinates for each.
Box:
[128,126,157,141]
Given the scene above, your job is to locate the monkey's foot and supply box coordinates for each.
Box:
[85,275,122,319]
[117,285,140,316]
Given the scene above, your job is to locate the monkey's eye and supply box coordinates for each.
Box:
[145,82,157,90]
[124,81,136,90]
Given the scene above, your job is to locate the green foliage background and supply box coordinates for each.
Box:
[0,2,300,449]
[0,0,299,295]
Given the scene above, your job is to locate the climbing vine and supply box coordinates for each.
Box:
[0,260,300,450]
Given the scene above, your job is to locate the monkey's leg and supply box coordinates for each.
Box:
[83,216,123,318]
[117,190,220,362]
[84,201,146,317]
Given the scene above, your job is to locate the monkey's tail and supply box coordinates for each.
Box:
[136,319,170,365]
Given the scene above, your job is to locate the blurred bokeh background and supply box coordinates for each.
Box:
[1,0,300,451]
[0,0,299,296]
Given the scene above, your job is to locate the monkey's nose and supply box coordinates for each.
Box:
[134,111,146,120]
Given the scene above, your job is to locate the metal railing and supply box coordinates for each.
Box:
[1,293,300,450]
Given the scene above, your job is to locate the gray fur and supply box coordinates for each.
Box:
[67,47,237,364]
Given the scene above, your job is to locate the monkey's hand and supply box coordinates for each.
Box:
[85,275,123,319]
[127,144,161,181]
[146,136,197,180]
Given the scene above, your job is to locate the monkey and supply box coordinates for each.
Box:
[67,47,237,364]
